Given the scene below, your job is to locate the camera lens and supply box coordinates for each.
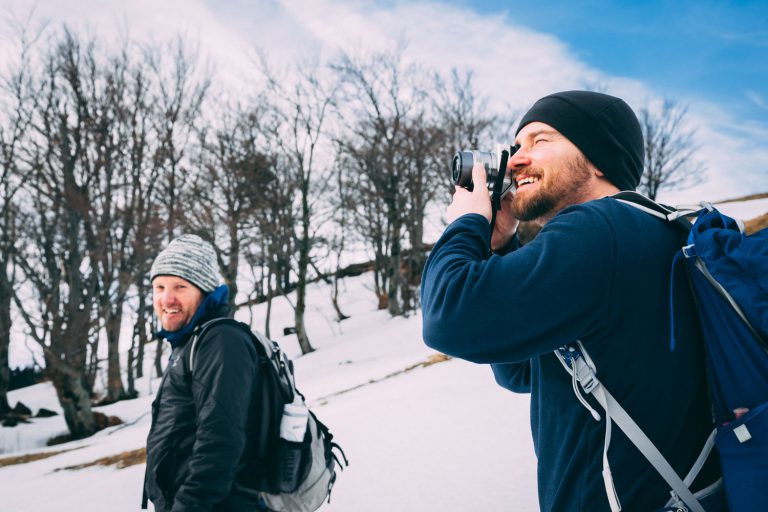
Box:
[452,154,462,184]
[452,151,475,187]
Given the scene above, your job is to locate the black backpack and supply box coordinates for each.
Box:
[189,318,348,511]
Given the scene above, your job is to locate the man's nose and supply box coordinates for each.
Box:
[158,290,176,305]
[507,147,532,171]
[507,148,531,170]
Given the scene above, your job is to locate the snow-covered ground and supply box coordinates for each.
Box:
[0,273,538,512]
[3,195,766,512]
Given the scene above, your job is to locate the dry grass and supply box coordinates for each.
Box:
[745,212,768,234]
[314,353,453,405]
[404,353,451,371]
[0,446,84,468]
[57,447,146,471]
[717,192,768,204]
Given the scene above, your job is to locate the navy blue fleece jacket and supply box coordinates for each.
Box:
[421,198,721,511]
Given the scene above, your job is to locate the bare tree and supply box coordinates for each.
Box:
[639,99,705,200]
[11,30,104,437]
[64,40,133,403]
[257,58,337,354]
[146,40,209,376]
[333,46,427,316]
[327,150,352,321]
[397,113,448,310]
[0,16,40,414]
[256,157,296,338]
[147,38,210,242]
[433,69,498,154]
[101,49,164,398]
[183,100,273,312]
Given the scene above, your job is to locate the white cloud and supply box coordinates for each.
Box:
[2,0,765,204]
[746,90,768,110]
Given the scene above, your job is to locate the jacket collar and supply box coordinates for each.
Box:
[156,284,230,348]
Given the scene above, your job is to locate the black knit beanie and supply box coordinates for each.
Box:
[515,91,644,191]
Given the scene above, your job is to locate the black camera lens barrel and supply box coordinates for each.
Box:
[452,151,475,188]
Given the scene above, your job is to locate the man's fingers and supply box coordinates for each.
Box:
[471,162,487,192]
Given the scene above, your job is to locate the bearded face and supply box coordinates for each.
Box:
[509,122,598,223]
[511,152,593,221]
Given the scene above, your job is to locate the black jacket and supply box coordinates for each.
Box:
[144,305,260,512]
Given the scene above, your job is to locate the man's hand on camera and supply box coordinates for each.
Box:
[447,162,492,224]
[447,162,520,249]
[491,193,520,251]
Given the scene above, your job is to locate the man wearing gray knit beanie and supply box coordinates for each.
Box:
[422,91,722,511]
[144,234,262,512]
[149,234,222,331]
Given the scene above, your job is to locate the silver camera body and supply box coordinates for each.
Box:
[451,144,516,198]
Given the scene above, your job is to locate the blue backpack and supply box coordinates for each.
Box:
[556,192,768,512]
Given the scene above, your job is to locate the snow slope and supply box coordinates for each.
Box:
[4,196,765,512]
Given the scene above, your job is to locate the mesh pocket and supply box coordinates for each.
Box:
[272,433,312,493]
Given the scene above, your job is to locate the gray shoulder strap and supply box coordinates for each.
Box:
[555,342,711,512]
[188,318,243,373]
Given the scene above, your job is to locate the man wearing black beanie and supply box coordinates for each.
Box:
[421,91,724,511]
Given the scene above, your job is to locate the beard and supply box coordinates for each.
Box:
[511,153,593,222]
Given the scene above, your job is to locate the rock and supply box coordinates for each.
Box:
[36,408,58,418]
[93,411,123,431]
[2,416,31,427]
[12,401,32,416]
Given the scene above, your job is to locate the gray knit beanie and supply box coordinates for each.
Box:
[150,234,221,293]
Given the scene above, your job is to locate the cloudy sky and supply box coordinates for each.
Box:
[2,0,767,203]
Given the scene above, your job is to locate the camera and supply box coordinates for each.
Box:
[451,144,517,198]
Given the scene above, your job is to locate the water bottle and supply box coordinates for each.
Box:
[275,398,309,492]
[279,399,309,442]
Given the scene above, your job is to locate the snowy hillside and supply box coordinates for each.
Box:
[0,273,538,512]
[3,195,766,512]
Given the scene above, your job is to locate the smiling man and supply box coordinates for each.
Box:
[422,91,725,511]
[143,234,261,512]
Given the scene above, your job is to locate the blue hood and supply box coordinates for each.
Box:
[156,284,230,348]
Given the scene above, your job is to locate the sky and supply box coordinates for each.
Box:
[448,1,768,124]
[1,0,766,203]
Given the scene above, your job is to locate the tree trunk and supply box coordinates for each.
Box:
[135,289,149,380]
[294,192,315,355]
[85,338,99,393]
[387,217,403,317]
[105,307,127,402]
[126,334,137,398]
[46,355,95,439]
[154,336,164,378]
[0,264,11,413]
[331,271,350,322]
[265,292,273,339]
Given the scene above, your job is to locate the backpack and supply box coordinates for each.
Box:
[190,318,348,512]
[555,192,768,512]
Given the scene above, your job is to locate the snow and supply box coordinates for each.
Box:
[4,195,766,511]
[0,272,539,511]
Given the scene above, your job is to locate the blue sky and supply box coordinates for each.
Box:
[447,0,768,129]
[2,0,767,203]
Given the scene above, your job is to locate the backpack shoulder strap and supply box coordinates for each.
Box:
[555,342,712,512]
[612,191,695,231]
[188,318,253,373]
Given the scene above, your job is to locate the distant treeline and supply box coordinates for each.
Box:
[8,366,46,392]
